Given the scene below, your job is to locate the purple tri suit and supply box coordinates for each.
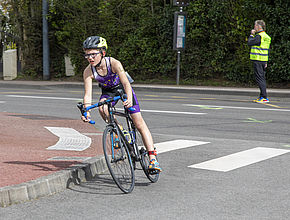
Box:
[91,57,140,114]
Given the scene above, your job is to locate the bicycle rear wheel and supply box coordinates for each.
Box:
[103,126,135,193]
[135,130,160,183]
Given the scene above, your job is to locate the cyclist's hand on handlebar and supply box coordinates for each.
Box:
[81,112,91,122]
[123,99,133,109]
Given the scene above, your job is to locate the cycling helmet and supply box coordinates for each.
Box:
[83,36,108,50]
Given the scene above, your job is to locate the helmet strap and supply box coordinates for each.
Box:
[95,54,104,67]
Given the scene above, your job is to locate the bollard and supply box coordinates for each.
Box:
[65,55,75,76]
[3,49,17,80]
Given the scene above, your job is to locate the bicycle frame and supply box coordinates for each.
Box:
[77,93,160,191]
[107,103,140,162]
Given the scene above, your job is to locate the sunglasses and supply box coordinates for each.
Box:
[84,52,101,59]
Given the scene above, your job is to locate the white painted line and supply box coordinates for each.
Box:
[184,104,290,112]
[47,156,92,161]
[45,127,91,151]
[0,101,5,103]
[189,147,290,172]
[7,95,80,101]
[116,108,206,115]
[82,133,103,136]
[141,109,206,115]
[153,140,210,154]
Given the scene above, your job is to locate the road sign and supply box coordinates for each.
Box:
[173,12,187,50]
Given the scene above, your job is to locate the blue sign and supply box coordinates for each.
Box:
[173,12,186,50]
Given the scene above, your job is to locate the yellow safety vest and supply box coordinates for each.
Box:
[250,31,271,61]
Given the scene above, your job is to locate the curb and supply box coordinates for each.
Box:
[132,85,290,98]
[0,156,107,207]
[0,80,289,97]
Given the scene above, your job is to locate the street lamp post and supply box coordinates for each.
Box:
[42,0,50,80]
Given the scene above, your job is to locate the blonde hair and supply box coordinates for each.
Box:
[255,20,266,31]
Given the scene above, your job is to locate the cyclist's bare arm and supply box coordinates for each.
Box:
[111,58,133,108]
[82,65,94,122]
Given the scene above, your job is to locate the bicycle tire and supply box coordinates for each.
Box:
[103,126,135,193]
[135,130,160,183]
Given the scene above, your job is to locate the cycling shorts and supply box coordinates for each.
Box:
[99,84,140,114]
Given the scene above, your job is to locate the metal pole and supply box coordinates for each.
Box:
[42,0,50,80]
[176,50,181,85]
[176,6,183,85]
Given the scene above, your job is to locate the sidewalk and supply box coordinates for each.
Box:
[1,80,290,207]
[0,79,290,97]
[0,111,106,207]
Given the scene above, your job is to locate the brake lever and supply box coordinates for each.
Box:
[120,95,136,112]
[77,102,95,124]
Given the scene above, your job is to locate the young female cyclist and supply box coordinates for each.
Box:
[81,36,162,172]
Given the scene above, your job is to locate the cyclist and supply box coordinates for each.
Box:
[81,36,162,172]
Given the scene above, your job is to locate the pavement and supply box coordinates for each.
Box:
[0,79,289,207]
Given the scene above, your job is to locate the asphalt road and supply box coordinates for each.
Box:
[1,85,290,219]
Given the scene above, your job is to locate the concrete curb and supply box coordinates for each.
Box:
[0,156,107,207]
[132,84,290,98]
[0,80,289,97]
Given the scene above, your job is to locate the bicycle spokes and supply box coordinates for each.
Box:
[103,126,135,193]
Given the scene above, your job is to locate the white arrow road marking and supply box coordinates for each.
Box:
[189,147,290,172]
[152,140,210,154]
[45,127,91,151]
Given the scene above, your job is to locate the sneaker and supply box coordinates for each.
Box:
[253,97,269,103]
[148,159,162,172]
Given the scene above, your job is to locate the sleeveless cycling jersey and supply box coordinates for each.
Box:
[91,57,140,114]
[91,57,120,88]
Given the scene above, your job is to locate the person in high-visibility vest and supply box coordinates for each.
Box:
[248,20,271,103]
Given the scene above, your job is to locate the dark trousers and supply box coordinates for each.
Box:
[253,61,267,98]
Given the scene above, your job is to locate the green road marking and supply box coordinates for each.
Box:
[283,145,290,148]
[191,105,223,110]
[243,118,272,123]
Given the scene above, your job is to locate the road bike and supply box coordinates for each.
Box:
[77,91,159,193]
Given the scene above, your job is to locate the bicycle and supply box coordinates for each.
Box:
[77,90,159,193]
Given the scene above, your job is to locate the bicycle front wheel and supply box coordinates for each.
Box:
[103,126,135,193]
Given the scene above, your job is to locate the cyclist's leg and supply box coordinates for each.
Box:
[98,97,110,122]
[131,113,154,155]
[98,87,120,123]
[131,112,162,171]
